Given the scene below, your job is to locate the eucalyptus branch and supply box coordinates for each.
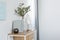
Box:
[15,3,30,17]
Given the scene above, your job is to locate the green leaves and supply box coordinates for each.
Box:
[15,3,30,17]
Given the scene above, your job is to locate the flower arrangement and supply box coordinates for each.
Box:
[15,3,30,19]
[14,3,30,32]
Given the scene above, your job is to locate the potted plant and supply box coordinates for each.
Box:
[15,3,30,32]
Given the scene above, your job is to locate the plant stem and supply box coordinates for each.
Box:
[22,16,24,19]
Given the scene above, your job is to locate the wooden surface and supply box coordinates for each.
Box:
[8,30,34,36]
[8,30,34,40]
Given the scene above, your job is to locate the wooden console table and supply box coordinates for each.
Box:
[8,30,37,40]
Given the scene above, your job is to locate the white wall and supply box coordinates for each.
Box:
[39,0,60,40]
[0,0,36,40]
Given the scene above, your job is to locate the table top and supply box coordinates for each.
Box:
[8,30,36,37]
